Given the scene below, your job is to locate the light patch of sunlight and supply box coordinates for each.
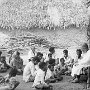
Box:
[47,6,60,26]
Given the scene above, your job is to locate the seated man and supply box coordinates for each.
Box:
[23,56,40,83]
[36,52,44,62]
[71,43,90,89]
[45,47,58,63]
[10,51,23,75]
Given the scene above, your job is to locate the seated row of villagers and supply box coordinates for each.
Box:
[0,43,90,89]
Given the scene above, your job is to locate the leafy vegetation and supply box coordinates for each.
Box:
[0,0,89,30]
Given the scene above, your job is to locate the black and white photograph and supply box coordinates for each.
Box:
[0,0,90,90]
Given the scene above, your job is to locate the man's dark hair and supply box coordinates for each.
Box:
[63,49,68,54]
[39,62,47,70]
[48,53,52,57]
[49,47,55,52]
[33,56,40,63]
[49,59,55,66]
[60,58,65,62]
[36,52,43,56]
[16,51,20,56]
[76,49,82,54]
[1,56,6,63]
[0,51,2,55]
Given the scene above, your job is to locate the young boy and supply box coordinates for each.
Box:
[45,64,56,83]
[45,64,63,83]
[32,62,53,90]
[59,58,68,75]
[0,67,20,90]
[62,50,74,75]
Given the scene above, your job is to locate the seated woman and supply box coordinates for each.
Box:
[10,51,23,75]
[0,67,20,90]
[0,56,10,73]
[71,43,90,89]
[23,56,40,83]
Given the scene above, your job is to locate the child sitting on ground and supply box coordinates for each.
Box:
[61,50,74,75]
[0,66,20,90]
[45,64,63,83]
[32,62,53,90]
[0,56,10,73]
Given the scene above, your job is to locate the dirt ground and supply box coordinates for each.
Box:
[0,70,88,90]
[0,28,89,90]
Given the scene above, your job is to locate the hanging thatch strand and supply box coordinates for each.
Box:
[0,0,89,30]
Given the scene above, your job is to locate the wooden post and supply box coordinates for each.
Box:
[87,22,90,88]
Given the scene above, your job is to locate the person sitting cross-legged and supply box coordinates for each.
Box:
[0,67,20,90]
[23,56,40,83]
[71,43,90,89]
[45,64,63,84]
[32,62,53,90]
[10,51,23,75]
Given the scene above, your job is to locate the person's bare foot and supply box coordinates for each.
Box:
[71,78,79,83]
[87,83,90,89]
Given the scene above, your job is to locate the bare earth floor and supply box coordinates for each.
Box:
[0,70,88,90]
[0,28,88,90]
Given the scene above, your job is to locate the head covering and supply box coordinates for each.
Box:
[28,48,35,59]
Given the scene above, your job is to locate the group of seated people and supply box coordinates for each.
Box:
[0,43,90,90]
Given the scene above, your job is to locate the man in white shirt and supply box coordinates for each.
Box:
[23,56,40,83]
[71,43,90,89]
